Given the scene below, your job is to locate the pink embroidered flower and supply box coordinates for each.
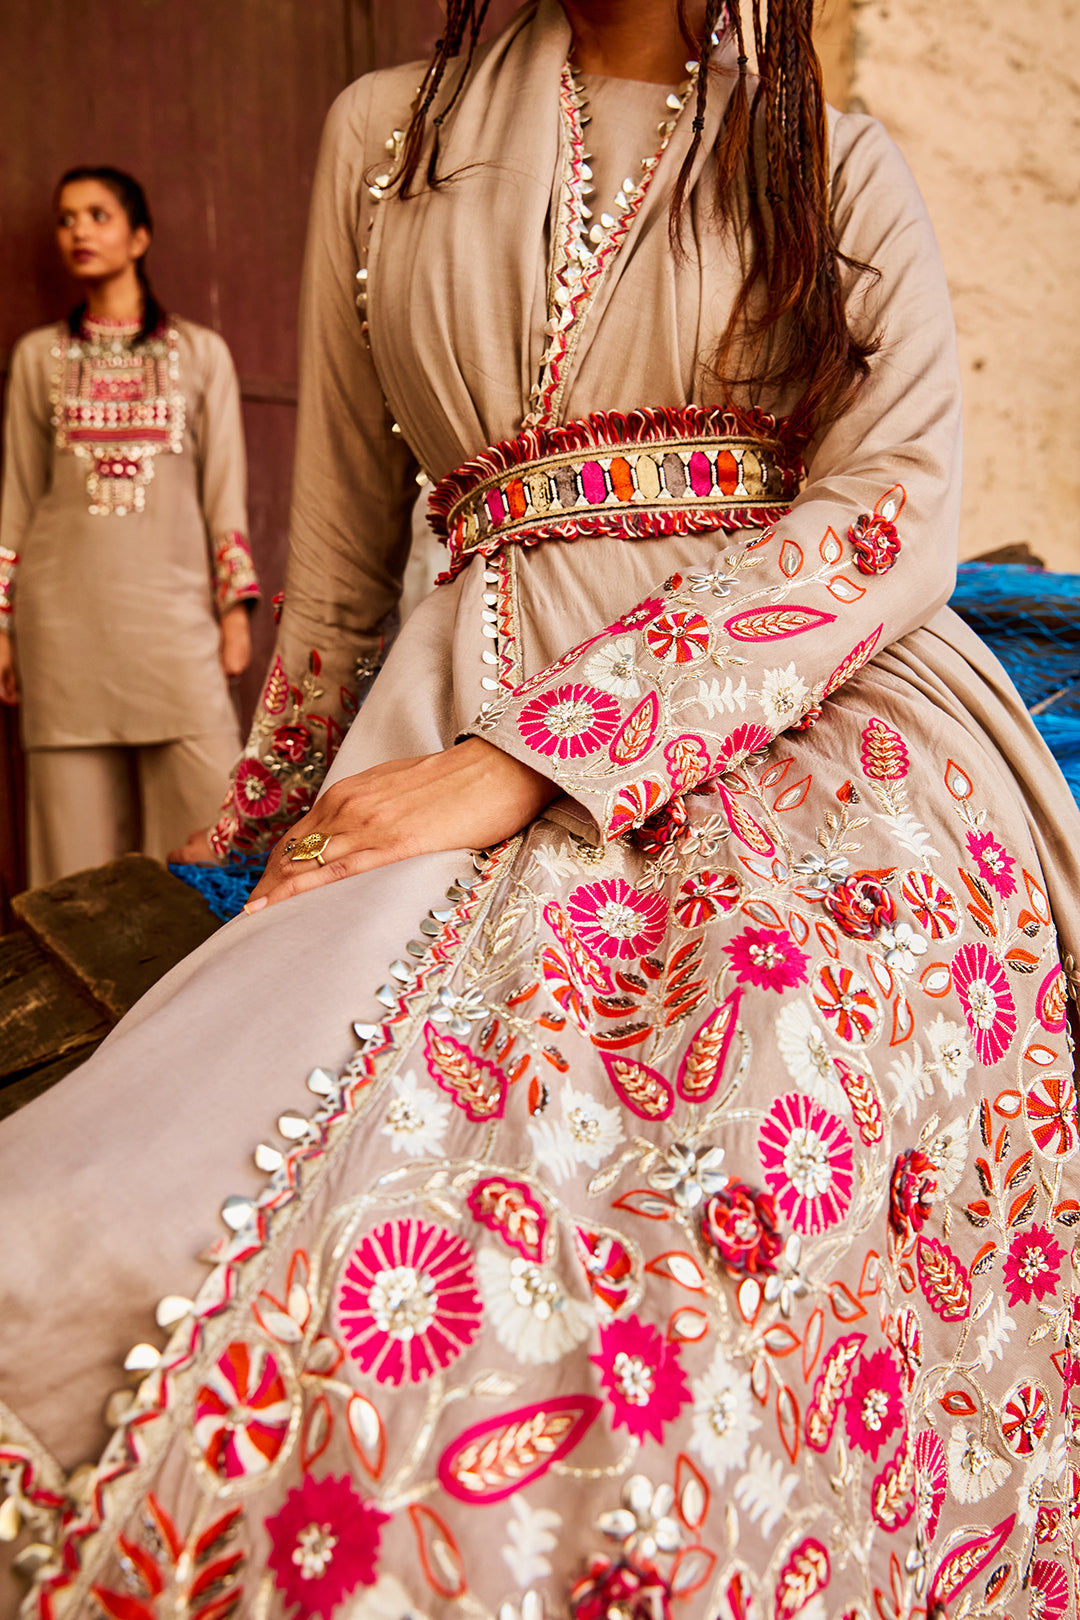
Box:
[844,1348,903,1460]
[567,877,667,961]
[517,683,621,760]
[234,757,283,819]
[193,1342,291,1481]
[723,926,809,992]
[966,829,1017,898]
[1027,1560,1071,1620]
[336,1218,483,1386]
[266,1473,388,1612]
[759,1093,854,1234]
[644,608,711,664]
[951,942,1017,1065]
[702,1182,783,1277]
[591,1314,691,1445]
[614,597,665,632]
[900,871,959,939]
[607,776,666,837]
[674,869,741,928]
[812,964,879,1044]
[1026,1074,1079,1159]
[824,873,896,939]
[271,723,313,763]
[570,1555,672,1620]
[1001,1381,1051,1455]
[913,1427,947,1539]
[889,1149,938,1247]
[1003,1224,1065,1307]
[848,512,900,575]
[715,722,772,768]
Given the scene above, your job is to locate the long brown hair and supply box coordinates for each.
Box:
[390,0,877,449]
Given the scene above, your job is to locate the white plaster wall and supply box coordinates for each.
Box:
[849,0,1080,569]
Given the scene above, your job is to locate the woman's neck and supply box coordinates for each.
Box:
[561,0,706,82]
[82,264,144,324]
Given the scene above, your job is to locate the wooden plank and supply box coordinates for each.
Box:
[13,855,221,1023]
[0,931,110,1077]
[0,1038,104,1121]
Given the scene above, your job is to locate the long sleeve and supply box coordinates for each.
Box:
[0,336,52,629]
[191,330,259,616]
[472,116,964,844]
[210,79,419,857]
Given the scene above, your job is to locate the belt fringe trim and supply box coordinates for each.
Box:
[429,406,802,580]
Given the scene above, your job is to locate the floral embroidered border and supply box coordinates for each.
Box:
[212,530,261,615]
[0,547,17,624]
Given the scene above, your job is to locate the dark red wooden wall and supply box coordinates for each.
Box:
[0,0,518,916]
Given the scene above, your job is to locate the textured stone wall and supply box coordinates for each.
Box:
[847,0,1080,569]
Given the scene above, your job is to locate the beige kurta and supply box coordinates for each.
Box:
[1,6,1079,1619]
[0,314,258,749]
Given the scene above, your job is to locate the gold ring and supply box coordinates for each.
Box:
[289,831,332,866]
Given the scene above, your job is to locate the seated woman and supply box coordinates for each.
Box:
[1,3,1077,1617]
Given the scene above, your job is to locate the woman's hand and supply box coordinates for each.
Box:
[246,738,560,911]
[0,634,18,705]
[166,827,218,865]
[219,605,252,678]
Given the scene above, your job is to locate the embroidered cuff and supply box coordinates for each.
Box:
[0,547,19,625]
[213,531,261,615]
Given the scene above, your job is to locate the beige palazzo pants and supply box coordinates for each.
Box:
[25,728,240,887]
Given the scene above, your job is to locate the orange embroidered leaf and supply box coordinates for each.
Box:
[667,1307,710,1343]
[802,1307,825,1380]
[675,1454,710,1531]
[347,1392,386,1478]
[408,1505,467,1599]
[646,1251,707,1291]
[117,1538,164,1598]
[1007,1187,1038,1229]
[671,1546,717,1598]
[300,1393,332,1470]
[90,1590,157,1620]
[591,1022,651,1051]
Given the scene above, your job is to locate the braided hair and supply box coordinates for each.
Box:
[389,1,878,448]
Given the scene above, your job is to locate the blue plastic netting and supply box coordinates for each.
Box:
[169,563,1080,923]
[950,562,1080,801]
[168,859,265,922]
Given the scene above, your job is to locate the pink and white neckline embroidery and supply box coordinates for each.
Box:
[524,60,700,432]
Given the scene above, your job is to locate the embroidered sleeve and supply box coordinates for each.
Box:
[0,336,52,625]
[471,118,963,844]
[210,81,417,858]
[213,529,260,615]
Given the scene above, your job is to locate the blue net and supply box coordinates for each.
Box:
[167,859,266,922]
[169,563,1080,923]
[950,562,1080,801]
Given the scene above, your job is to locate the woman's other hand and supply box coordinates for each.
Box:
[246,738,559,911]
[219,605,252,678]
[167,826,218,865]
[0,634,18,705]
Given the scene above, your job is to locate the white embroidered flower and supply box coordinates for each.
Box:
[529,1086,625,1182]
[974,1296,1016,1375]
[733,1445,799,1538]
[877,921,929,975]
[502,1494,562,1588]
[775,1001,847,1113]
[758,663,808,732]
[582,636,641,699]
[379,1070,451,1158]
[947,1424,1011,1504]
[925,1015,974,1100]
[1016,1445,1051,1530]
[476,1248,591,1365]
[889,1048,932,1126]
[688,1349,759,1482]
[925,1115,970,1197]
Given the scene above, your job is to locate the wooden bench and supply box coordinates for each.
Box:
[0,854,222,1118]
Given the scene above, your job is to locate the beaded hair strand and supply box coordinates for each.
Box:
[388,1,877,445]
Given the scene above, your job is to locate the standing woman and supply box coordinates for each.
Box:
[0,167,259,885]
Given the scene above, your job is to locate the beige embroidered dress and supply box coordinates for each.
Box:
[0,313,259,877]
[1,7,1079,1618]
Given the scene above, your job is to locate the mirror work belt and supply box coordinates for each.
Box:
[429,406,801,579]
